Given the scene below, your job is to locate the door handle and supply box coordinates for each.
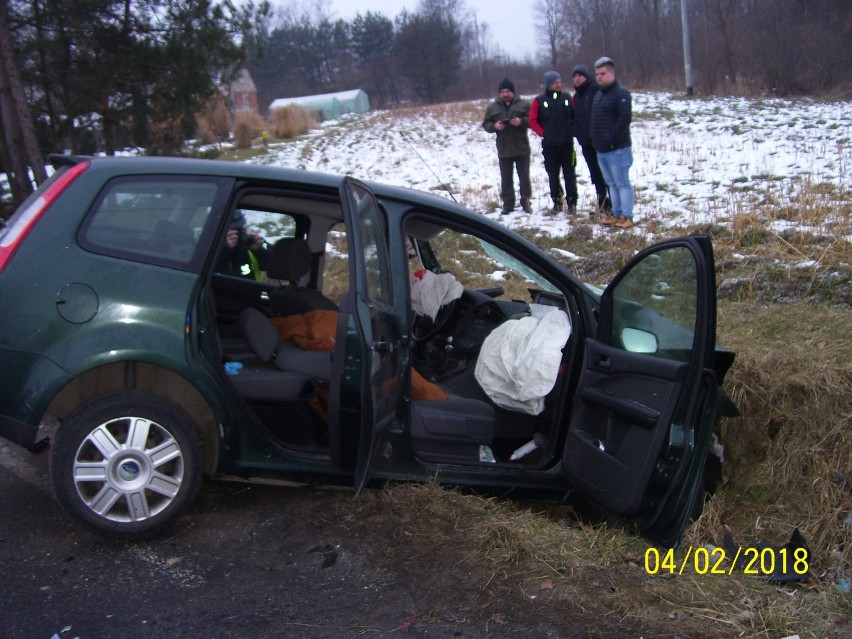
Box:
[372,341,395,353]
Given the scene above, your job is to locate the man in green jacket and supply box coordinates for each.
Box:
[482,78,532,215]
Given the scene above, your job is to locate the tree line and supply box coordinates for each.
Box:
[0,0,847,211]
[256,0,850,108]
[247,0,496,110]
[536,0,850,95]
[0,0,270,208]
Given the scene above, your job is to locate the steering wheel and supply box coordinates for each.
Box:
[411,299,457,343]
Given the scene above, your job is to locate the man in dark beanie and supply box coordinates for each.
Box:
[482,78,532,214]
[572,64,611,216]
[530,71,578,215]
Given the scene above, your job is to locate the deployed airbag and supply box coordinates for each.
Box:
[474,305,571,415]
[410,269,464,321]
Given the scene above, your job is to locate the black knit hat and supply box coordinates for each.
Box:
[572,64,591,80]
[498,78,515,94]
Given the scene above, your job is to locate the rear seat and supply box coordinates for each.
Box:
[226,307,332,402]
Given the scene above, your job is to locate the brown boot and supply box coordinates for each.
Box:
[614,216,635,229]
[600,214,619,225]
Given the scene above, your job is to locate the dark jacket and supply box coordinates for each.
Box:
[572,77,601,147]
[482,96,531,159]
[530,91,574,148]
[590,80,632,152]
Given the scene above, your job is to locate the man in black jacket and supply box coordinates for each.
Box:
[590,57,634,229]
[530,71,578,215]
[572,64,611,216]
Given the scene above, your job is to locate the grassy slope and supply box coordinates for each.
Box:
[218,100,851,638]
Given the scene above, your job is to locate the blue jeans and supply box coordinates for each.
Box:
[597,146,634,219]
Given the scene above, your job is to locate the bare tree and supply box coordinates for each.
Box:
[558,0,626,67]
[0,0,45,204]
[534,0,565,67]
[417,0,466,21]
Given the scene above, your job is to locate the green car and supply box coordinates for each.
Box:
[0,155,735,547]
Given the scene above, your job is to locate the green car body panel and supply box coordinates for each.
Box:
[0,156,735,547]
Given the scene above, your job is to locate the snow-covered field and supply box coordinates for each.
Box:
[247,92,850,242]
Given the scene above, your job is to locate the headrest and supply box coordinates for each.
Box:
[266,238,312,283]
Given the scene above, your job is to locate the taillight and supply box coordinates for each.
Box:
[0,160,89,271]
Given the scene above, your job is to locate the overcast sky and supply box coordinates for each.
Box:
[326,0,538,61]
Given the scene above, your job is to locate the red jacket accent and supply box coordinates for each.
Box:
[529,98,544,137]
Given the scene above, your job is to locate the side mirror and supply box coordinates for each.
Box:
[621,327,658,354]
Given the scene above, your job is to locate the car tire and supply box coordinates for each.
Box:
[49,391,203,540]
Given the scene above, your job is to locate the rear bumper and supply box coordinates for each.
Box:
[0,413,45,449]
[0,348,69,449]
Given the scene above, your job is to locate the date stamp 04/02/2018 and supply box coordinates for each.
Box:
[643,546,810,577]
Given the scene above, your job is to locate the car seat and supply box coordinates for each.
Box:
[266,238,338,316]
[226,307,333,402]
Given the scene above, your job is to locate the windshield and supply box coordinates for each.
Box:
[480,239,561,294]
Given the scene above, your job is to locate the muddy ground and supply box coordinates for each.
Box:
[1,440,681,639]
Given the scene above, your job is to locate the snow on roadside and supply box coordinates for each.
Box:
[248,93,850,241]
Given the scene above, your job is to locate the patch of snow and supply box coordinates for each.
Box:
[246,93,850,242]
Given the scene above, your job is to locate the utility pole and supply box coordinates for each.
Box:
[680,0,694,95]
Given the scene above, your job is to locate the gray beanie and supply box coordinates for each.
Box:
[572,64,591,80]
[543,71,561,90]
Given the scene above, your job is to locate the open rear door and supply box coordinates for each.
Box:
[563,236,718,548]
[337,178,403,495]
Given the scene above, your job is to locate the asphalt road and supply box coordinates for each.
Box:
[0,441,414,639]
[1,440,593,639]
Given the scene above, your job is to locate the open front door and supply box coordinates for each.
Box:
[563,236,718,548]
[338,178,403,495]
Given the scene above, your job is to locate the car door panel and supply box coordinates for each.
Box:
[563,237,717,548]
[565,340,685,515]
[333,178,403,494]
[579,341,688,427]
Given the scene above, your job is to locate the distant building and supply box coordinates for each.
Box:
[268,89,370,121]
[229,69,258,115]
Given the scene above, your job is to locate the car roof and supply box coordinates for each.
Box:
[58,154,475,223]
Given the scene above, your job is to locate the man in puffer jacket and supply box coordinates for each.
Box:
[482,78,532,215]
[571,64,611,216]
[530,71,578,215]
[590,56,635,229]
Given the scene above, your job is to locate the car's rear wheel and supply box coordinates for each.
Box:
[50,391,203,540]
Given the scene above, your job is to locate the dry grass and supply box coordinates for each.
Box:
[233,111,266,149]
[374,480,851,638]
[195,93,230,145]
[693,304,852,572]
[268,105,317,140]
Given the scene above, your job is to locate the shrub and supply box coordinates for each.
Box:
[233,111,265,149]
[269,105,316,139]
[195,92,230,144]
[145,116,186,156]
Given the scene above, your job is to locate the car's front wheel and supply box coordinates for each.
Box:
[50,391,203,540]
